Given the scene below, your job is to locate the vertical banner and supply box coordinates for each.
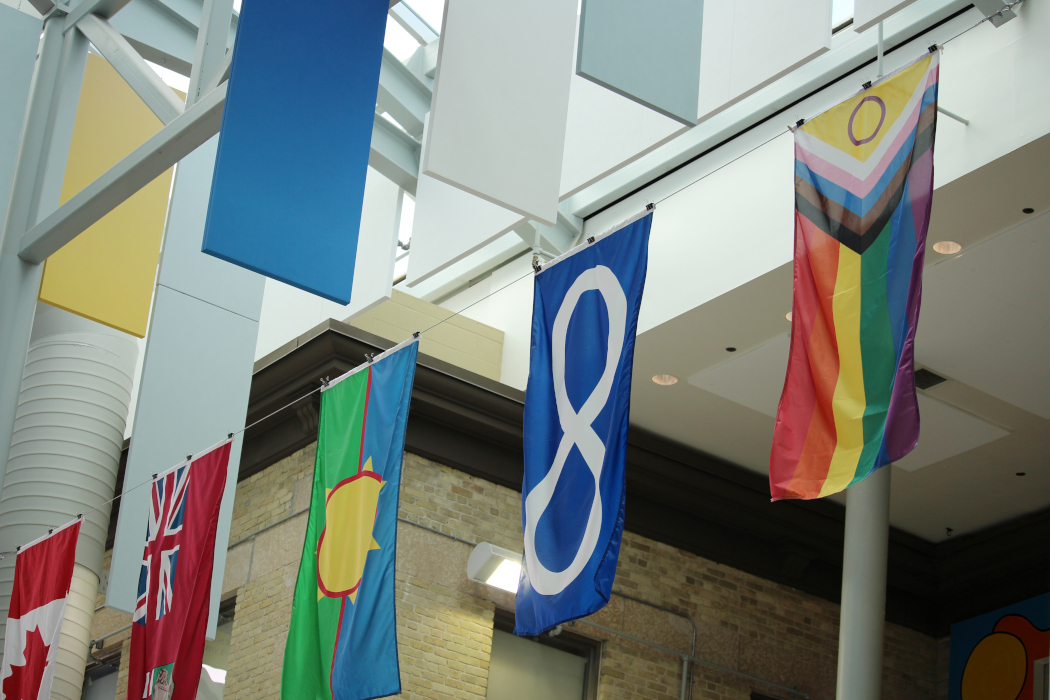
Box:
[128,441,231,700]
[283,339,419,700]
[516,211,652,636]
[202,0,389,304]
[0,519,81,700]
[422,0,577,226]
[770,51,940,500]
[38,54,179,338]
[577,0,703,125]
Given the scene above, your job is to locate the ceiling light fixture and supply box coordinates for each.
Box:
[726,347,737,353]
[1022,207,1034,214]
[1016,472,1026,476]
[933,241,962,255]
[652,374,678,386]
[466,542,521,594]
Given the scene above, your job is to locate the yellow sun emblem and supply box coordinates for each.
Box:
[316,457,385,604]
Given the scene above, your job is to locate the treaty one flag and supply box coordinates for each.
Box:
[128,440,231,700]
[0,518,81,700]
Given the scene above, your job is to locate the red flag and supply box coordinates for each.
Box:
[128,441,230,700]
[0,518,81,700]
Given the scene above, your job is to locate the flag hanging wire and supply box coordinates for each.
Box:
[0,0,1021,561]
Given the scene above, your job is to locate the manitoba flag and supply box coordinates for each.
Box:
[0,518,81,700]
[128,440,230,700]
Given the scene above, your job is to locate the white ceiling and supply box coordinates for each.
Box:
[629,133,1050,542]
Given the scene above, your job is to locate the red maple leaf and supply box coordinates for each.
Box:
[3,627,51,700]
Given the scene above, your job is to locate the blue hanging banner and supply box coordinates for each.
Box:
[515,210,652,636]
[201,0,389,304]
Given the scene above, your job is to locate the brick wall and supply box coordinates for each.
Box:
[92,446,940,700]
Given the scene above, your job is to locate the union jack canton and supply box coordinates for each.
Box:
[133,465,190,625]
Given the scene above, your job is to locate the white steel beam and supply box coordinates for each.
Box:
[76,15,184,124]
[376,47,432,138]
[203,47,233,95]
[370,113,421,195]
[63,0,136,30]
[186,0,234,107]
[391,2,438,44]
[19,82,228,264]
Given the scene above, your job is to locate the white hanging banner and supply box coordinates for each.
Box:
[422,0,577,226]
[697,0,833,123]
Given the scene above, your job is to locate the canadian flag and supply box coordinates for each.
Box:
[0,518,81,700]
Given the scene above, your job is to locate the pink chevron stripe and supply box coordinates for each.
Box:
[796,69,939,198]
[796,99,923,198]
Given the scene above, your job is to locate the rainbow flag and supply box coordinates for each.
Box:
[770,51,940,501]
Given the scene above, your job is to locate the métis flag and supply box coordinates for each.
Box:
[282,339,419,700]
[771,50,940,500]
[0,518,80,700]
[128,440,231,700]
[516,210,652,636]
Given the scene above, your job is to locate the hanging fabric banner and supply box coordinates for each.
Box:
[770,50,940,501]
[128,440,231,700]
[201,0,388,304]
[282,338,419,700]
[0,518,81,700]
[515,210,652,636]
[38,54,179,338]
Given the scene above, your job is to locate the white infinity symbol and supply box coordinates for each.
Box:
[523,265,628,596]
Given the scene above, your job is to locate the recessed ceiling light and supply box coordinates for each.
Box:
[1016,472,1026,476]
[786,312,793,322]
[726,347,737,353]
[652,374,678,386]
[1022,207,1034,214]
[933,240,962,255]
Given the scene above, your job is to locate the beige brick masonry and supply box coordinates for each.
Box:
[91,444,939,700]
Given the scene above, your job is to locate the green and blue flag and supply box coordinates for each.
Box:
[282,339,418,700]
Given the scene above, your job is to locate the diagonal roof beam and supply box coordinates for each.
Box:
[63,0,136,30]
[19,82,228,264]
[76,14,185,124]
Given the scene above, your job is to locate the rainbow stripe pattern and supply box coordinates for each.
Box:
[770,51,939,501]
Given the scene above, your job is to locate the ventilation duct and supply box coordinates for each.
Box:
[0,304,138,699]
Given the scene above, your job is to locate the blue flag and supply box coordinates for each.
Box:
[283,339,418,700]
[515,211,652,636]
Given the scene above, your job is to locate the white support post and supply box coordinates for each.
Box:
[186,0,235,108]
[0,18,88,492]
[835,466,891,699]
[835,27,892,697]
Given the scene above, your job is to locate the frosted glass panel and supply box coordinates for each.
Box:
[486,630,587,700]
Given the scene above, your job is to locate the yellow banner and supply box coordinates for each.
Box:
[38,54,184,337]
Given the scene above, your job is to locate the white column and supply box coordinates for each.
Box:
[835,465,891,699]
[0,16,88,496]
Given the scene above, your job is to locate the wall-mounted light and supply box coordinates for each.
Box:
[467,542,522,593]
[652,374,678,386]
[786,312,793,322]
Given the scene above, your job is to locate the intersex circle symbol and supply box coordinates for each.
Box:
[847,95,887,146]
[523,265,628,596]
